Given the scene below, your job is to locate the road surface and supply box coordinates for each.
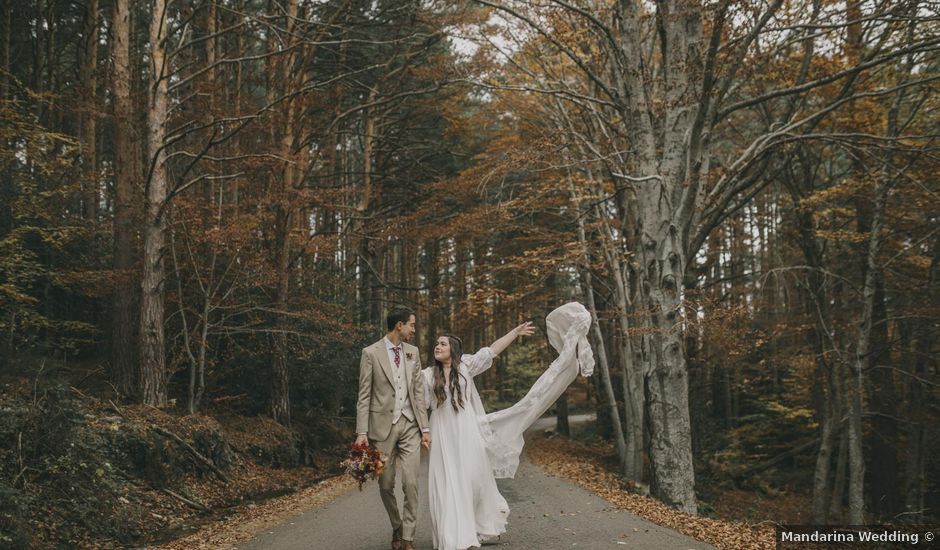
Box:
[239,414,713,550]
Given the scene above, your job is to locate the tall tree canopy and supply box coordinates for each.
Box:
[1,0,937,525]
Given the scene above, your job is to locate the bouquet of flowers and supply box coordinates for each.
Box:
[340,442,386,490]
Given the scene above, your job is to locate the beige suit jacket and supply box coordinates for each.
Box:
[356,339,429,441]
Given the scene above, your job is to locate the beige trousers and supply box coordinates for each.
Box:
[371,416,421,541]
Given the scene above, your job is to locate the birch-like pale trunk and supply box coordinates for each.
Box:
[849,27,916,519]
[619,0,703,512]
[570,183,627,476]
[634,205,697,513]
[169,218,209,415]
[594,200,646,482]
[849,76,903,526]
[550,98,646,481]
[843,0,869,521]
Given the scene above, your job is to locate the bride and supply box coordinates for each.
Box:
[421,302,595,550]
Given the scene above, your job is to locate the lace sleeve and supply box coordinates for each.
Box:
[461,347,495,378]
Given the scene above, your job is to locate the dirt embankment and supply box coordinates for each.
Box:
[0,376,348,549]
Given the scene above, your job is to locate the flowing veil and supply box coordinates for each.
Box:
[467,302,595,478]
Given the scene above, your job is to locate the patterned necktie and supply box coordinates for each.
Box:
[393,346,400,368]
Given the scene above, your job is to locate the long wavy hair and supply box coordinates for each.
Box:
[432,334,466,411]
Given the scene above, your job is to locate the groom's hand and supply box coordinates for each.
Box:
[421,432,431,450]
[355,433,368,447]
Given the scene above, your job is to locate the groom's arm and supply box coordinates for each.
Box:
[411,351,431,449]
[355,348,372,444]
[412,354,430,432]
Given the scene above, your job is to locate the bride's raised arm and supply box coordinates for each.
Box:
[463,322,536,378]
[488,321,535,357]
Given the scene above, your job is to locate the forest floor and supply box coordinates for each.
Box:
[1,368,804,550]
[0,373,350,549]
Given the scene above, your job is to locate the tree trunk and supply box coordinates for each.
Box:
[271,208,292,425]
[829,422,848,521]
[194,0,217,414]
[784,169,842,524]
[846,367,864,525]
[592,318,614,441]
[812,391,838,524]
[684,276,705,457]
[31,0,45,120]
[270,132,295,425]
[169,223,202,416]
[352,87,379,326]
[1,0,11,100]
[139,0,170,406]
[637,217,697,514]
[110,0,138,398]
[620,332,645,482]
[555,390,570,437]
[849,56,907,523]
[599,198,645,483]
[591,180,643,480]
[267,0,302,426]
[454,237,468,328]
[568,173,628,475]
[855,93,901,519]
[78,0,99,222]
[904,235,937,520]
[551,97,643,479]
[617,0,703,513]
[426,239,442,345]
[866,276,899,519]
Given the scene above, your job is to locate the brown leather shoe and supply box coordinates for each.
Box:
[401,541,416,550]
[391,527,403,550]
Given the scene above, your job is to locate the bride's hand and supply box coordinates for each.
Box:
[513,321,535,337]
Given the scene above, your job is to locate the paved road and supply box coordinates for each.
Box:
[240,416,714,550]
[531,413,595,432]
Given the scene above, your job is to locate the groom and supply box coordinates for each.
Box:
[355,306,431,550]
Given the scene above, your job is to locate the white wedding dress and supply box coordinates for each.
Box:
[421,302,595,550]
